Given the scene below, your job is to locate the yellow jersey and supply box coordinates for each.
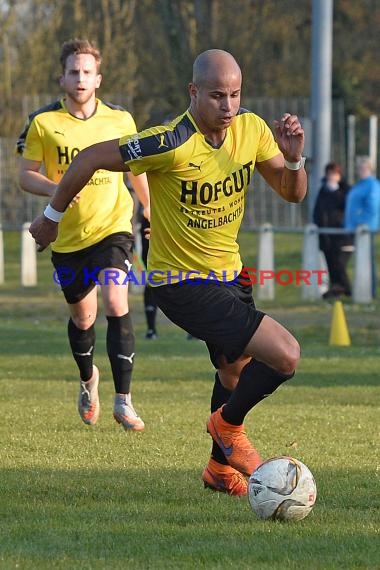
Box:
[17,98,137,252]
[119,109,280,284]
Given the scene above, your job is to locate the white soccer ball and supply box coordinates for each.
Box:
[248,456,317,521]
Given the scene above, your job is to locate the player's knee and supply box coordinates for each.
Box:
[218,370,239,391]
[105,300,129,316]
[277,339,300,376]
[218,355,251,390]
[217,361,239,390]
[72,314,96,330]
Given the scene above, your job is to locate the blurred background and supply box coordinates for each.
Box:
[0,0,379,229]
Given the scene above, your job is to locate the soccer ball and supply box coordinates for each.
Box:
[248,456,317,522]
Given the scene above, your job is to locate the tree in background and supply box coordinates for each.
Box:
[0,0,378,135]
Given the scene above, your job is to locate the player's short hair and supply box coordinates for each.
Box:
[60,39,102,73]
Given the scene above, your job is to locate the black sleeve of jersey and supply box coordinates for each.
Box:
[15,100,63,155]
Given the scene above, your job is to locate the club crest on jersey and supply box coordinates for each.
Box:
[180,160,253,205]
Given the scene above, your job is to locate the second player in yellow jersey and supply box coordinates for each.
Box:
[17,38,150,433]
[18,98,136,252]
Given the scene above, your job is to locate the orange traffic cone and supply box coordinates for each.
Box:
[329,300,351,346]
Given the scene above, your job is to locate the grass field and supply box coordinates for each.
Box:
[0,231,379,569]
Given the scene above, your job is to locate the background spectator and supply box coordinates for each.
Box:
[345,156,380,298]
[313,162,353,299]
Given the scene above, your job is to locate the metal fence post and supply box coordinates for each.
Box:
[301,223,321,300]
[353,224,372,303]
[21,222,37,286]
[257,223,274,300]
[369,115,378,175]
[347,114,356,185]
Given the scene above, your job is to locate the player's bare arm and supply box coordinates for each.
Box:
[29,138,128,249]
[18,157,56,197]
[256,113,307,203]
[19,157,79,207]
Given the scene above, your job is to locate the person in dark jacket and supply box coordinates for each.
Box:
[313,162,353,298]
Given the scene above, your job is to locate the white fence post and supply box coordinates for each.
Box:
[257,223,274,300]
[0,224,4,284]
[353,224,372,303]
[21,222,37,286]
[369,115,378,175]
[301,223,321,300]
[318,250,329,296]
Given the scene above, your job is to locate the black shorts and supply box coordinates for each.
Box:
[152,270,265,368]
[51,232,134,304]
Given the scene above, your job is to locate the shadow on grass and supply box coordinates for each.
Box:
[0,467,377,569]
[1,319,380,389]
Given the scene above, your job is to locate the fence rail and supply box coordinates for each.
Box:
[1,96,353,231]
[0,223,375,305]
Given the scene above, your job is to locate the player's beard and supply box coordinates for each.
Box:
[66,89,95,106]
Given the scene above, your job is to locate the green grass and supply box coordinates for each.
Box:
[0,231,379,569]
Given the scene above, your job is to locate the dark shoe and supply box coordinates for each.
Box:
[145,329,157,340]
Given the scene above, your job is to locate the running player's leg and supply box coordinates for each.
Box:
[153,278,300,485]
[208,316,299,476]
[203,356,253,496]
[144,285,158,339]
[210,356,249,465]
[52,246,100,425]
[100,266,144,431]
[68,288,100,425]
[223,315,299,424]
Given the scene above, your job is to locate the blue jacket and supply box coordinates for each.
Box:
[344,176,380,231]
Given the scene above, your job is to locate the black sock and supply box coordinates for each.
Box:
[210,372,232,465]
[67,318,95,382]
[222,360,294,425]
[144,285,157,332]
[106,313,135,394]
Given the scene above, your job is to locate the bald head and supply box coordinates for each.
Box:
[192,49,241,87]
[188,50,242,144]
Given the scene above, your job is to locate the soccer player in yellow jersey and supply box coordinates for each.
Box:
[30,49,307,496]
[17,39,150,432]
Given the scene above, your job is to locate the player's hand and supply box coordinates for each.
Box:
[29,214,59,252]
[273,113,305,162]
[144,226,151,240]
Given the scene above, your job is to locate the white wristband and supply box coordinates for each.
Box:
[284,157,306,170]
[44,203,64,223]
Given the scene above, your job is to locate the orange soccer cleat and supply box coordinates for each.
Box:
[206,406,263,477]
[202,457,248,497]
